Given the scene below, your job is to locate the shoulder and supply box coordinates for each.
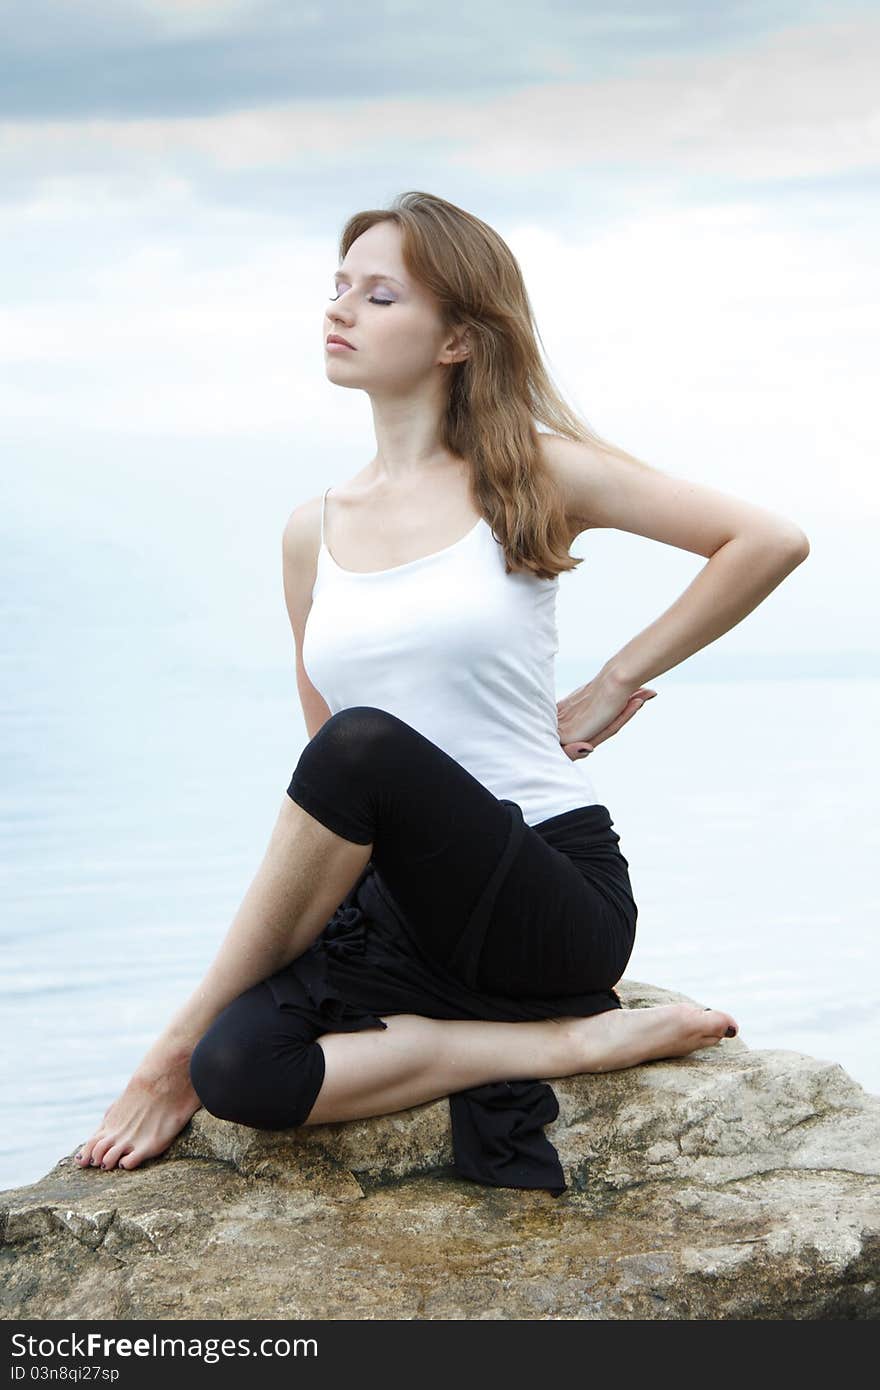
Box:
[280,498,335,734]
[282,493,324,563]
[281,495,326,622]
[535,432,610,534]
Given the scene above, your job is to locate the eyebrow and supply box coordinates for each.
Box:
[334,270,406,288]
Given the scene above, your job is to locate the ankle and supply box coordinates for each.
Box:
[544,1014,593,1078]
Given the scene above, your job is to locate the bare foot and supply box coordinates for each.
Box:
[73,1054,202,1173]
[562,1003,739,1075]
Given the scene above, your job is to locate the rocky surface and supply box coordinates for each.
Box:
[3,981,879,1320]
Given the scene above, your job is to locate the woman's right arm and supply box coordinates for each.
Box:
[282,498,334,741]
[100,502,336,1062]
[73,498,340,1172]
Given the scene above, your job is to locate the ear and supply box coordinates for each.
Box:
[442,324,470,365]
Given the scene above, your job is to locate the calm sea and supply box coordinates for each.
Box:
[2,631,877,1192]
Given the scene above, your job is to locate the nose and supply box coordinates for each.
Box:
[327,298,354,330]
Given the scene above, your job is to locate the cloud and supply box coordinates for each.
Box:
[1,9,877,199]
[447,16,880,179]
[3,0,659,120]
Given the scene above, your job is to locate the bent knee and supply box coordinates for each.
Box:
[190,1026,325,1132]
[297,706,416,783]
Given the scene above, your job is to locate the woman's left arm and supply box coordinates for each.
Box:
[599,528,808,691]
[540,433,810,690]
[542,436,811,756]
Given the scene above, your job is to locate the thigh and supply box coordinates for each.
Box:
[476,829,636,997]
[289,707,515,968]
[361,712,635,994]
[289,707,630,994]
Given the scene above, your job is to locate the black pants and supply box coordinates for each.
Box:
[190,706,638,1129]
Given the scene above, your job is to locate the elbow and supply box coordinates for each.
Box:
[756,525,810,566]
[784,528,810,564]
[732,524,810,563]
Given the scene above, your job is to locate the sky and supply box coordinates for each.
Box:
[2,0,878,686]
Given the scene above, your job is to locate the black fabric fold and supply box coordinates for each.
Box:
[446,800,527,990]
[449,1080,565,1195]
[265,871,389,1035]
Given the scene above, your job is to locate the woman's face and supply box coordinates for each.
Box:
[324,220,461,394]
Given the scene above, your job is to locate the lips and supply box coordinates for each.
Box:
[326,334,355,349]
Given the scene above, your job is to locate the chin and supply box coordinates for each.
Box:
[324,368,362,388]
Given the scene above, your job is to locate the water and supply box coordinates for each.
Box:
[2,637,877,1192]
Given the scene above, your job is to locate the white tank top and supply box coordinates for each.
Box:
[302,486,600,828]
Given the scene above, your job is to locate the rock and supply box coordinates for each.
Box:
[3,981,879,1320]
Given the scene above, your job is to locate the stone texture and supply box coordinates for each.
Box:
[3,981,879,1320]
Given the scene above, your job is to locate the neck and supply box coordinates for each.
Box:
[366,378,456,487]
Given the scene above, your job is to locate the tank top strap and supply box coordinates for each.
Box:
[320,486,331,550]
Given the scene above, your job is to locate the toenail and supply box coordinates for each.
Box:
[725,1026,737,1037]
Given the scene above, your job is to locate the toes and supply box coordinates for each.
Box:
[99,1142,132,1172]
[75,1137,101,1167]
[701,1007,738,1039]
[89,1136,114,1168]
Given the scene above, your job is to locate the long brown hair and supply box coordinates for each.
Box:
[337,190,648,580]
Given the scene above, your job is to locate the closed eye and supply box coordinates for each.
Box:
[329,293,394,305]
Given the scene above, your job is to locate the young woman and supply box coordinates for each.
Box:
[74,191,808,1177]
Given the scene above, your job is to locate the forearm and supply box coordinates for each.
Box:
[598,529,809,690]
